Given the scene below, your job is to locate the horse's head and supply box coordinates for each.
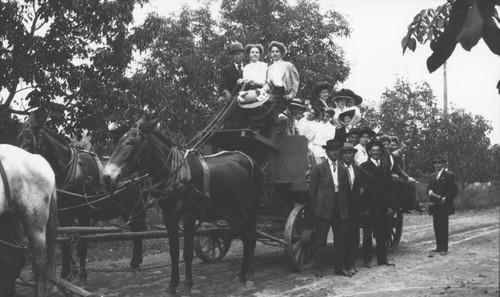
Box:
[102,117,161,190]
[16,109,50,153]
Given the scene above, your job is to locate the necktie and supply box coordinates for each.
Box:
[347,165,353,188]
[237,64,242,77]
[376,160,380,167]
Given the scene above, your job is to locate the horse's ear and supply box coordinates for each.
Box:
[138,118,161,134]
[25,109,50,130]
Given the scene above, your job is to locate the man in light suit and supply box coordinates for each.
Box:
[427,154,459,256]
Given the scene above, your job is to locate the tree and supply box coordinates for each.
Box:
[401,0,500,91]
[365,77,494,186]
[0,0,148,144]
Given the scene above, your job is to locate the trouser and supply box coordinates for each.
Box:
[392,176,416,212]
[362,214,391,264]
[346,217,359,270]
[314,200,349,273]
[432,209,449,252]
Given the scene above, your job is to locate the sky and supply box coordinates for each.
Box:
[133,0,500,144]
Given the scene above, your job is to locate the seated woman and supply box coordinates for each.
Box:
[310,81,334,111]
[311,109,336,164]
[334,109,355,143]
[332,89,362,127]
[239,44,267,89]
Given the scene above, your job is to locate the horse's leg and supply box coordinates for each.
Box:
[0,214,27,297]
[24,226,48,297]
[180,214,195,297]
[163,211,180,297]
[126,215,145,277]
[239,218,257,288]
[59,217,75,280]
[76,217,90,284]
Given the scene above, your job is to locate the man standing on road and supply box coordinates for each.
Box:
[309,139,354,277]
[340,142,372,276]
[360,140,396,268]
[427,154,459,256]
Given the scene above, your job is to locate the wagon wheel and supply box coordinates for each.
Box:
[194,222,232,263]
[284,204,315,272]
[386,209,403,251]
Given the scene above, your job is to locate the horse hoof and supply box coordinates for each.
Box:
[165,289,177,297]
[125,270,137,278]
[245,280,255,288]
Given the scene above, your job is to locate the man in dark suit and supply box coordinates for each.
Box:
[216,42,245,109]
[360,140,396,268]
[308,140,346,277]
[340,142,373,276]
[427,154,459,256]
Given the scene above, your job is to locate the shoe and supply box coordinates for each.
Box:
[336,270,352,277]
[440,251,448,256]
[347,269,356,275]
[428,253,434,258]
[378,262,395,266]
[363,262,371,268]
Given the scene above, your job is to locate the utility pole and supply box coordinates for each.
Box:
[443,61,448,115]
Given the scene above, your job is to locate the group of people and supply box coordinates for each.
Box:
[216,41,459,278]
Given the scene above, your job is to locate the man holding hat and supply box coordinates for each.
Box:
[217,42,245,109]
[427,154,459,256]
[360,140,396,268]
[309,139,370,277]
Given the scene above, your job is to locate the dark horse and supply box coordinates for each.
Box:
[102,117,263,297]
[16,110,147,283]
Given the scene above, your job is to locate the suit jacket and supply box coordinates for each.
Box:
[392,149,406,172]
[426,170,459,215]
[383,152,408,180]
[360,158,394,218]
[308,160,371,220]
[219,63,243,96]
[334,126,347,143]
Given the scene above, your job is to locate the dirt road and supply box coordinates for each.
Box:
[17,209,499,297]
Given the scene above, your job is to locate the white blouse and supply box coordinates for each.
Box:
[268,60,285,87]
[243,61,267,87]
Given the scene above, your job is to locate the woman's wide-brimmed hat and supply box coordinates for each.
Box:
[377,134,392,144]
[338,109,355,124]
[290,98,306,110]
[267,41,288,56]
[310,103,324,120]
[322,139,343,150]
[366,140,385,153]
[333,88,363,105]
[312,81,333,97]
[245,43,264,56]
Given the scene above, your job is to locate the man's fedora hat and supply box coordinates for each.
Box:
[346,127,361,137]
[432,154,447,163]
[322,139,343,150]
[366,140,385,153]
[333,88,363,105]
[229,42,245,54]
[290,98,306,109]
[358,126,376,139]
[340,142,358,153]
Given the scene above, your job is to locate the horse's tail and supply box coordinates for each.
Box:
[46,185,58,281]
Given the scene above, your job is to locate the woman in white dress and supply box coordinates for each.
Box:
[239,44,267,89]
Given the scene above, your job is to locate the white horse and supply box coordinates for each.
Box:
[0,144,58,297]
